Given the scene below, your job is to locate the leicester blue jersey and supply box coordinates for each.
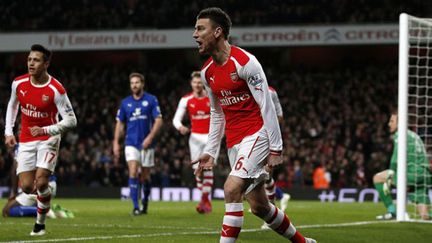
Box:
[116,93,162,149]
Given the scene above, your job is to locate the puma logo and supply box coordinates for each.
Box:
[222,226,230,235]
[254,86,263,92]
[20,90,27,96]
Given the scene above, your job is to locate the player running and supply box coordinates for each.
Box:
[4,44,77,235]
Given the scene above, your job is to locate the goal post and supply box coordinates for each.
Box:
[398,13,432,222]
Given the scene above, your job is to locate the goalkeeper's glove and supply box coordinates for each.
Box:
[383,170,395,195]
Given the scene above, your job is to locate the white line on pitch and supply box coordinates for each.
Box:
[0,220,399,243]
[297,220,398,228]
[0,222,213,230]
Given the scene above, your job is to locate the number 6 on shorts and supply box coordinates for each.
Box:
[235,157,244,171]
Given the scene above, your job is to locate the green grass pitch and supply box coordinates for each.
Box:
[0,199,431,242]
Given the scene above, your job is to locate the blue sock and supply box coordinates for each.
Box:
[129,178,139,210]
[9,206,37,217]
[275,187,284,200]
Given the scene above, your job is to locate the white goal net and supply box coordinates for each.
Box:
[398,13,432,222]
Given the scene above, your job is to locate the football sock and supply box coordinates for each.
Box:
[202,170,213,196]
[263,203,305,243]
[265,178,276,203]
[142,180,151,210]
[374,183,395,214]
[220,203,243,243]
[36,187,51,225]
[9,206,37,217]
[129,178,139,210]
[195,175,203,191]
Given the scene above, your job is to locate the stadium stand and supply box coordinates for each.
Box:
[0,61,398,189]
[0,0,429,31]
[1,0,429,192]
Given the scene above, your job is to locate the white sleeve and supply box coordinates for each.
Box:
[4,82,20,136]
[172,97,187,130]
[201,72,225,158]
[270,90,283,118]
[241,56,282,152]
[43,92,77,135]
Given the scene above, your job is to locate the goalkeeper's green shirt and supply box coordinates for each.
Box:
[390,130,430,184]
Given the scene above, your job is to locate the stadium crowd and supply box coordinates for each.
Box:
[1,0,423,191]
[0,0,429,31]
[0,61,399,190]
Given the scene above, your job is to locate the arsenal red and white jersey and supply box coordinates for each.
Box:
[201,46,282,156]
[173,92,210,134]
[269,86,283,118]
[5,73,77,142]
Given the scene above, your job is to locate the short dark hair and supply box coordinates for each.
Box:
[190,71,201,79]
[31,44,52,62]
[129,72,145,83]
[197,7,232,39]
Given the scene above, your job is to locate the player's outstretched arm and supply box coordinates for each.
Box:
[201,72,225,158]
[2,198,19,217]
[191,153,215,175]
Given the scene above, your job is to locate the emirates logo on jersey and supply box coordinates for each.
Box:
[21,104,49,118]
[42,95,49,102]
[230,72,238,82]
[192,110,210,120]
[219,90,251,106]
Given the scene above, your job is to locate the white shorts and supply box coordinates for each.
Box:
[227,127,269,194]
[189,132,219,170]
[16,135,61,175]
[15,192,37,206]
[125,146,155,167]
[15,180,57,206]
